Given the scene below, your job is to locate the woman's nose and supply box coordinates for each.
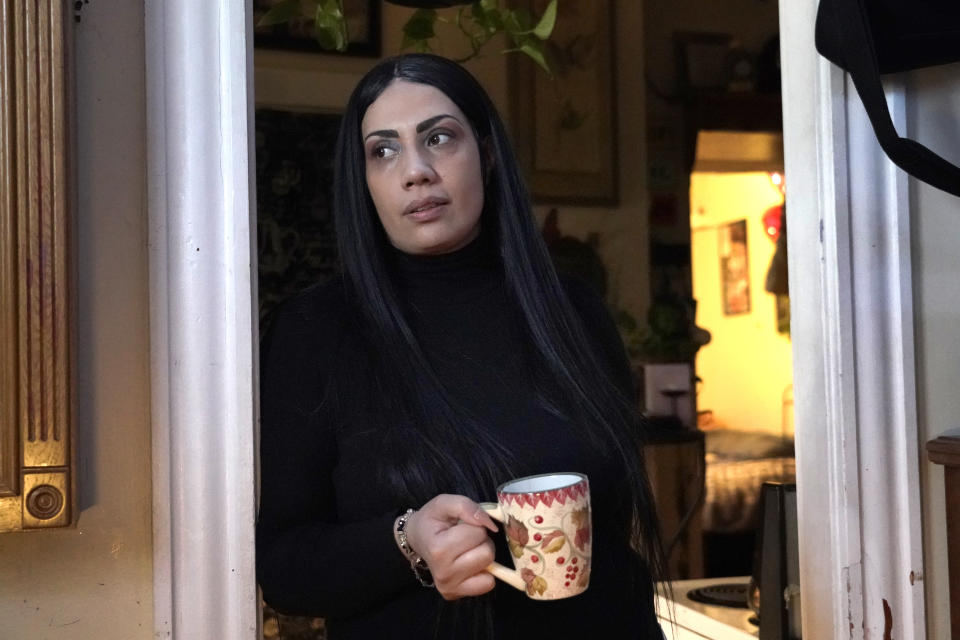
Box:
[402,150,437,188]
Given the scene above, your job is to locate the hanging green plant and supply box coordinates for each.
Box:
[258,0,559,73]
[258,0,350,51]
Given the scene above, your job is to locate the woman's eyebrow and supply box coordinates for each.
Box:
[363,114,461,141]
[364,128,398,141]
[415,114,459,133]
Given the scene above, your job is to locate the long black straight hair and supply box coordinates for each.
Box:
[332,52,664,616]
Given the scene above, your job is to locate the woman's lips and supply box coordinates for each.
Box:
[404,197,448,220]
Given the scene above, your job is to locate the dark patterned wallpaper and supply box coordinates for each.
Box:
[256,109,343,337]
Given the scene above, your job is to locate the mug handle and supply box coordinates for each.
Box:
[477,502,526,592]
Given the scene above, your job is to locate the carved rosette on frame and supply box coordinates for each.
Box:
[0,0,74,532]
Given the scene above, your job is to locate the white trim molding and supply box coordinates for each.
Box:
[146,1,260,638]
[845,75,926,639]
[780,1,926,637]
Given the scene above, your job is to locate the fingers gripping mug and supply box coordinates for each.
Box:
[479,472,592,600]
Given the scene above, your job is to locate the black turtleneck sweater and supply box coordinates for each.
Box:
[256,238,662,639]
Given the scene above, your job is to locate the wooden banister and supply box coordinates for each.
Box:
[927,431,960,637]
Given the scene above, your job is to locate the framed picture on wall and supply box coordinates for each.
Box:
[253,0,381,57]
[509,0,618,205]
[719,219,750,315]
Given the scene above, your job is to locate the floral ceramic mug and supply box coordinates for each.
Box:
[479,472,591,600]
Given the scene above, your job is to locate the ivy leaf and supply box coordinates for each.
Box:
[401,34,433,53]
[403,9,438,41]
[314,28,342,51]
[532,0,557,40]
[472,3,503,34]
[471,1,487,22]
[257,0,304,27]
[504,7,532,34]
[401,9,438,52]
[518,40,550,75]
[314,0,347,51]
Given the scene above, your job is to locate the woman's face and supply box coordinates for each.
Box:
[361,80,485,255]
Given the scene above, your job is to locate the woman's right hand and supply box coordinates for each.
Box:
[402,494,500,601]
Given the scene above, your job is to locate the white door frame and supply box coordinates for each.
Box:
[145,1,260,638]
[780,1,927,638]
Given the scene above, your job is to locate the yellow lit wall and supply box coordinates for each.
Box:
[690,172,792,436]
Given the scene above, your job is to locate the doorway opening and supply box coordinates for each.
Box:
[641,1,798,637]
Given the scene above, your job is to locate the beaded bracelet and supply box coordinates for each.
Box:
[394,508,435,587]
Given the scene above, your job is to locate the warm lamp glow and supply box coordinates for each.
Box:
[769,171,786,196]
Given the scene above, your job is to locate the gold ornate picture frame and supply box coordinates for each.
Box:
[0,0,75,532]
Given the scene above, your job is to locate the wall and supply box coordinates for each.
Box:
[0,2,154,638]
[254,0,651,320]
[689,172,792,434]
[644,0,781,100]
[909,61,960,640]
[643,0,780,247]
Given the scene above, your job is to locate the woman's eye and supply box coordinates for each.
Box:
[372,144,398,159]
[426,132,452,147]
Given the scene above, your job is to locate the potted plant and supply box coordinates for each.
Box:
[614,295,711,428]
[258,0,558,71]
[615,296,711,366]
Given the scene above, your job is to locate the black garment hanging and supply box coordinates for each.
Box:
[815,0,960,197]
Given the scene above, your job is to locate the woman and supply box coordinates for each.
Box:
[257,53,665,639]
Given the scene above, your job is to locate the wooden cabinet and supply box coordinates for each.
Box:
[645,428,705,579]
[927,431,960,637]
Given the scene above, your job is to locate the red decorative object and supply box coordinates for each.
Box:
[763,204,783,242]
